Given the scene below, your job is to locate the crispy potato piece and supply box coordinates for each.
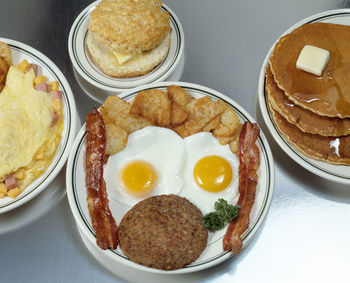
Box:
[170,101,188,127]
[103,95,130,115]
[167,85,192,106]
[229,124,243,155]
[99,106,114,124]
[105,123,128,155]
[0,57,8,87]
[115,109,153,134]
[129,89,170,126]
[213,100,241,137]
[171,124,190,138]
[101,95,153,134]
[213,123,232,137]
[217,135,235,145]
[0,42,12,66]
[183,96,224,136]
[202,116,220,132]
[218,101,241,129]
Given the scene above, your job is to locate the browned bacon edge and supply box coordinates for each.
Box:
[85,108,118,250]
[223,122,260,254]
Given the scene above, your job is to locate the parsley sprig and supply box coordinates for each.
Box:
[202,199,240,231]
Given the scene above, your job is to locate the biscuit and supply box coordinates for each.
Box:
[86,31,171,77]
[89,0,170,55]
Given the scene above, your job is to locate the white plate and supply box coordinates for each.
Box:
[68,1,184,93]
[258,9,350,184]
[66,82,274,275]
[72,51,185,104]
[0,38,77,213]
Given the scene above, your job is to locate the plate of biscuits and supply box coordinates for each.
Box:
[66,82,274,274]
[68,0,184,94]
[258,9,350,184]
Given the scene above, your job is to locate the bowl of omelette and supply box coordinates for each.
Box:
[0,39,77,213]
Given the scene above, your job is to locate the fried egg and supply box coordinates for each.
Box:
[179,132,239,215]
[104,126,185,206]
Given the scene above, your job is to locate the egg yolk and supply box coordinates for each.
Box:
[119,160,158,198]
[193,155,232,192]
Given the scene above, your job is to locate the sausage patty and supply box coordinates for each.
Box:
[118,194,208,270]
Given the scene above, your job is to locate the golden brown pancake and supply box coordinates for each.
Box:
[265,65,350,137]
[270,22,350,118]
[268,104,350,165]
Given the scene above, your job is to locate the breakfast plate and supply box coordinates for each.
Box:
[66,82,274,274]
[72,52,185,104]
[258,9,350,185]
[68,1,184,94]
[0,38,77,213]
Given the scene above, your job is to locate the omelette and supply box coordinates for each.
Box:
[0,64,63,198]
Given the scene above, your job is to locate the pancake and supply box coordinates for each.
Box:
[265,65,350,137]
[269,22,350,118]
[268,103,350,165]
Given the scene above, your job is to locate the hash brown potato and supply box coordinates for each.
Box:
[169,100,188,127]
[100,85,243,155]
[0,42,12,66]
[173,96,225,137]
[129,89,170,126]
[118,194,208,270]
[0,42,12,92]
[104,123,128,155]
[167,85,192,106]
[0,57,9,90]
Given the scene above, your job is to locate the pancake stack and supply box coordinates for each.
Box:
[266,22,350,165]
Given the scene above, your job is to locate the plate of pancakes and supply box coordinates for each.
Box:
[66,82,274,275]
[258,9,350,184]
[0,38,77,213]
[68,0,184,95]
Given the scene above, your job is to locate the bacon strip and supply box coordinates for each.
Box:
[85,108,118,250]
[223,122,260,254]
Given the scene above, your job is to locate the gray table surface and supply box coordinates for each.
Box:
[1,0,350,282]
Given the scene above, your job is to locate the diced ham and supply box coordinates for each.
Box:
[29,64,38,76]
[50,90,62,101]
[51,112,59,127]
[35,83,49,92]
[5,175,17,190]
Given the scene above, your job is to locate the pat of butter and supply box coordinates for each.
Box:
[296,45,330,76]
[113,51,133,65]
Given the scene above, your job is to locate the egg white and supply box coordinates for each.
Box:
[179,132,239,215]
[104,126,185,207]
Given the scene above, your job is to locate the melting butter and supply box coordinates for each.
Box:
[296,45,330,76]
